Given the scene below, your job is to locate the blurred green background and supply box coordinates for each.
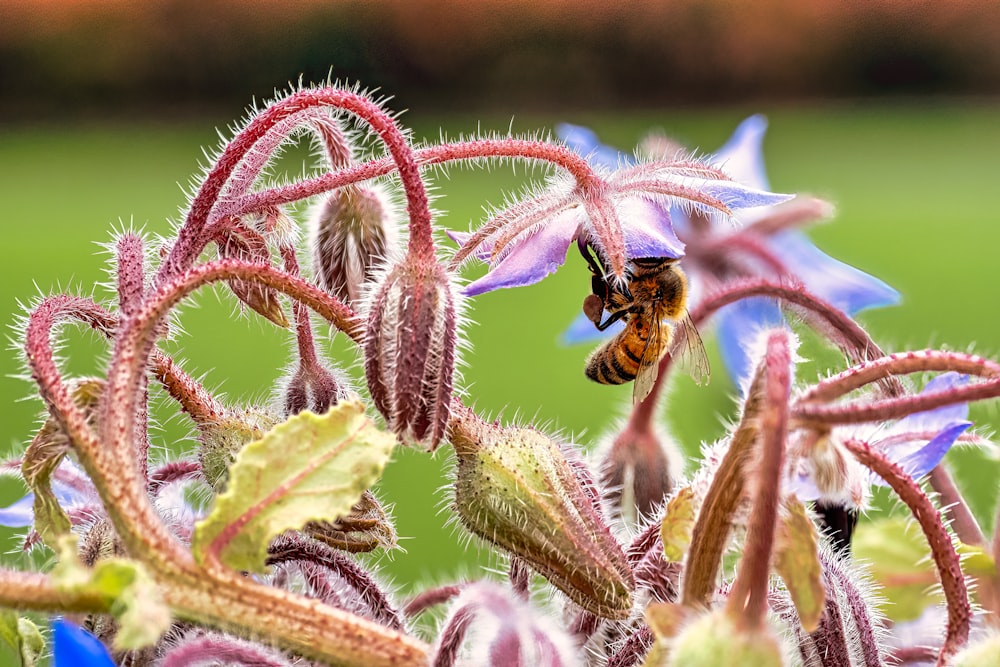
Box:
[1,1,999,643]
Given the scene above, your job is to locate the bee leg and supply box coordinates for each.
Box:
[596,309,627,331]
[577,236,606,276]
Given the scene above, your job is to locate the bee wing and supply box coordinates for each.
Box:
[632,311,669,404]
[669,311,711,386]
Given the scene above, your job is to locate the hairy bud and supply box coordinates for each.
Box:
[197,407,279,490]
[364,258,457,448]
[450,413,634,619]
[666,611,785,667]
[311,186,395,307]
[215,220,289,327]
[281,360,352,417]
[600,420,682,526]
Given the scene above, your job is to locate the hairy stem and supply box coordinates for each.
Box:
[160,87,436,281]
[727,331,790,630]
[682,368,765,608]
[843,439,970,665]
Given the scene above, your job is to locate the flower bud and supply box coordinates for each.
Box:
[311,185,396,307]
[215,221,289,327]
[450,414,634,619]
[363,257,457,448]
[599,419,683,526]
[953,634,1000,667]
[666,611,785,667]
[197,407,279,490]
[281,359,352,417]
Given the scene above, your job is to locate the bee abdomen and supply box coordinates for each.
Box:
[586,337,640,385]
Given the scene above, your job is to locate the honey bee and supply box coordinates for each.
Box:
[579,240,710,402]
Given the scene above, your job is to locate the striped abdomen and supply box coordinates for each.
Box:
[585,317,652,385]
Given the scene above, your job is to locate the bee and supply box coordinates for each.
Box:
[578,239,709,402]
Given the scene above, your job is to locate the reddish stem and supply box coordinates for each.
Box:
[234,137,604,219]
[727,331,790,630]
[794,376,1000,425]
[161,88,436,282]
[929,465,985,548]
[117,233,150,480]
[691,278,902,396]
[403,584,466,617]
[799,350,1000,404]
[843,438,970,665]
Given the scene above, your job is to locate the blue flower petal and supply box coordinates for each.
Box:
[871,421,972,487]
[52,619,115,667]
[713,115,770,190]
[0,493,36,528]
[555,123,628,170]
[618,198,685,259]
[893,373,970,434]
[715,297,785,389]
[686,178,794,212]
[770,231,900,314]
[561,309,626,345]
[462,213,581,296]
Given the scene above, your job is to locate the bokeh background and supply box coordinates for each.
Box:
[1,0,999,613]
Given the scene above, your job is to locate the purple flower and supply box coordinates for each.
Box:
[450,132,791,298]
[52,619,115,667]
[558,117,899,386]
[790,373,972,506]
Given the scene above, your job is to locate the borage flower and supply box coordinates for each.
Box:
[789,372,973,510]
[559,117,899,386]
[449,139,791,297]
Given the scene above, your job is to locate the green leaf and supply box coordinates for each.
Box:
[51,535,171,650]
[0,611,44,667]
[956,541,996,578]
[191,401,396,573]
[774,498,825,632]
[21,379,103,548]
[853,516,938,622]
[660,486,696,563]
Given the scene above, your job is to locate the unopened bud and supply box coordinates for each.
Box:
[600,420,682,526]
[281,360,352,417]
[215,221,289,327]
[197,407,279,490]
[666,611,785,667]
[364,258,457,448]
[304,489,397,553]
[311,186,396,307]
[450,414,634,619]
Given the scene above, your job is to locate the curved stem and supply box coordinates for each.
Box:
[691,278,903,397]
[799,350,1000,404]
[843,438,970,665]
[794,376,1000,425]
[160,87,436,281]
[233,137,604,220]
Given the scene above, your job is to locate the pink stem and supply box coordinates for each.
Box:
[799,350,1000,403]
[795,376,1000,425]
[843,438,970,665]
[727,330,790,629]
[116,233,150,481]
[160,88,436,281]
[403,584,465,618]
[232,138,604,219]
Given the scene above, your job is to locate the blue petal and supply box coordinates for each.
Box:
[555,123,628,170]
[712,115,770,190]
[684,178,793,212]
[893,372,969,434]
[561,309,626,345]
[52,619,115,667]
[462,213,580,296]
[770,231,900,314]
[715,298,785,389]
[871,421,972,487]
[618,198,685,259]
[0,493,36,528]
